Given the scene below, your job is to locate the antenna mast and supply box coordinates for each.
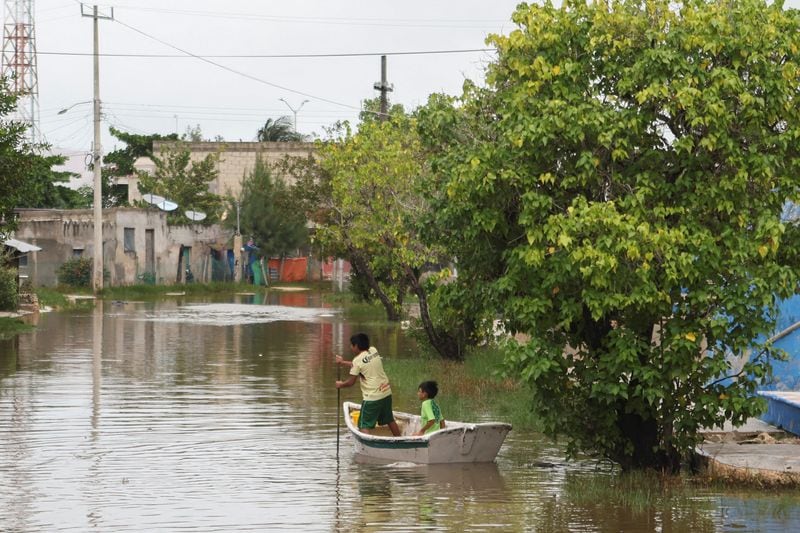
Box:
[2,0,39,144]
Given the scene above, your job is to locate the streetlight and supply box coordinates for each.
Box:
[57,100,93,115]
[279,98,309,134]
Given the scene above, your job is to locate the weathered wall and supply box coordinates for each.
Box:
[13,208,232,286]
[126,141,315,203]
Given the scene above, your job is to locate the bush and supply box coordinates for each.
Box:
[0,266,18,311]
[56,257,93,287]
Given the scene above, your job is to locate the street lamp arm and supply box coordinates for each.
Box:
[279,98,309,134]
[57,100,94,115]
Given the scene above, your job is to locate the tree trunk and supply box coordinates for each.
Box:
[404,265,465,361]
[348,245,402,321]
[614,396,681,472]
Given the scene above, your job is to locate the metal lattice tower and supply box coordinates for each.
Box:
[2,0,38,143]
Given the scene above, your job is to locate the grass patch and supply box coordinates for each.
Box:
[565,469,800,520]
[0,317,34,339]
[564,469,704,513]
[35,287,70,309]
[384,345,539,430]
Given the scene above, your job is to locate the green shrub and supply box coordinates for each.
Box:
[0,266,18,311]
[56,257,93,287]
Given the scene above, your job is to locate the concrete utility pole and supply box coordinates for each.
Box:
[233,200,242,282]
[81,4,113,293]
[373,55,393,120]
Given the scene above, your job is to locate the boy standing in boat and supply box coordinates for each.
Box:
[335,333,401,436]
[415,380,445,436]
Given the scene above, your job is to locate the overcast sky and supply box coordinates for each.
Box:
[31,0,525,157]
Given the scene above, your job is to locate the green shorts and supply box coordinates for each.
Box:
[358,396,395,429]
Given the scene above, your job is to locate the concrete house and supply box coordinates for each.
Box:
[12,208,231,286]
[12,141,322,288]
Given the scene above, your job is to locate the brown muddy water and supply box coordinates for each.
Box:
[2,292,799,532]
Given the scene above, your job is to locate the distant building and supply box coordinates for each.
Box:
[12,208,232,286]
[119,141,315,204]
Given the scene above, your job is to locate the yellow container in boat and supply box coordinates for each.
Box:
[350,410,360,426]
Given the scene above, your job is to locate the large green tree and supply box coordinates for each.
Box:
[18,154,92,210]
[102,127,179,207]
[419,0,800,470]
[307,105,472,359]
[136,143,223,225]
[234,156,307,259]
[1,81,89,235]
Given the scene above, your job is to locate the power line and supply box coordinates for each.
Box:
[37,47,495,59]
[97,4,509,29]
[112,16,362,111]
[102,101,347,114]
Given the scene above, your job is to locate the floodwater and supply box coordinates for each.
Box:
[2,292,800,532]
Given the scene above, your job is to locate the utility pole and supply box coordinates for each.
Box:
[81,4,113,293]
[233,199,242,282]
[373,55,393,120]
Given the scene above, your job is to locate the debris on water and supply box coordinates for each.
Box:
[528,461,558,468]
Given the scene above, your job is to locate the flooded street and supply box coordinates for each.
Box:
[2,293,800,532]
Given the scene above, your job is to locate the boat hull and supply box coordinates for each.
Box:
[342,401,511,464]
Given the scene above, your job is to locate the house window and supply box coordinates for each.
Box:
[73,248,84,257]
[19,255,28,266]
[124,227,135,253]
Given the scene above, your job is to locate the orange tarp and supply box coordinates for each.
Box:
[267,257,308,282]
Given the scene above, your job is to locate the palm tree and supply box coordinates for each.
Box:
[257,116,304,142]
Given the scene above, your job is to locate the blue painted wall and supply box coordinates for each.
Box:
[763,294,800,391]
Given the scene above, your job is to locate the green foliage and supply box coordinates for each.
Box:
[0,317,32,339]
[103,127,179,207]
[418,0,800,470]
[0,265,17,311]
[34,287,69,309]
[181,124,204,142]
[384,345,537,429]
[136,143,223,225]
[234,157,307,257]
[286,105,476,358]
[314,109,429,312]
[0,79,85,233]
[14,152,92,210]
[56,257,93,287]
[257,116,304,142]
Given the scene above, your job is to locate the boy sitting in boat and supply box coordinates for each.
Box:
[415,380,445,436]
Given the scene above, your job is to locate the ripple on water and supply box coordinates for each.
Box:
[139,303,339,326]
[4,303,800,532]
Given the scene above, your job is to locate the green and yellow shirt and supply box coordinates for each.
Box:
[350,347,392,401]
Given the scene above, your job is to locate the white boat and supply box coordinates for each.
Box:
[341,401,512,464]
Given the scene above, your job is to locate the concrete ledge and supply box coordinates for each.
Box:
[65,295,96,303]
[696,441,800,487]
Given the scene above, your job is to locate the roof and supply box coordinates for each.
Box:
[3,238,42,253]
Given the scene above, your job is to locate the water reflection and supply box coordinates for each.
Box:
[2,296,800,532]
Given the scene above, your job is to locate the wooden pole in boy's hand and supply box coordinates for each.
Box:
[336,355,341,458]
